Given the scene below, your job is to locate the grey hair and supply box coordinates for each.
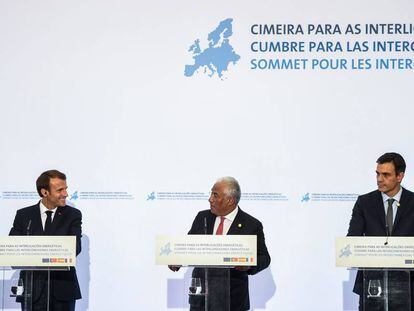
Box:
[217,176,241,205]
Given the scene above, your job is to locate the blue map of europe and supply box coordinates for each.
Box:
[184,18,241,78]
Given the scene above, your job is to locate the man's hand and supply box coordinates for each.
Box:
[168,265,182,272]
[234,266,250,272]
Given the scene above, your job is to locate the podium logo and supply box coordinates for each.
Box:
[184,18,241,79]
[339,244,352,258]
[160,242,172,256]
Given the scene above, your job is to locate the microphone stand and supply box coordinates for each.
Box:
[384,225,389,245]
[24,221,32,311]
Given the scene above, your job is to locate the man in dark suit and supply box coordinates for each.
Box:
[347,152,414,310]
[170,177,271,311]
[9,170,82,311]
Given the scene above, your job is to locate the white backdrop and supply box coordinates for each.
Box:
[1,0,414,310]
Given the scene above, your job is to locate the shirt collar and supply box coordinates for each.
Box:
[39,200,58,214]
[381,187,403,204]
[223,206,239,222]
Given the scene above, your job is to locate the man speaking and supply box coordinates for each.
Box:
[347,153,414,310]
[9,170,82,311]
[170,176,271,311]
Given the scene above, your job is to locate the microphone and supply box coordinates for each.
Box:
[26,220,32,236]
[384,225,389,245]
[204,217,207,235]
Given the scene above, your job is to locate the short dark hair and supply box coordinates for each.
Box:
[36,170,66,197]
[376,152,406,174]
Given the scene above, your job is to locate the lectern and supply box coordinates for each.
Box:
[0,236,76,311]
[336,236,414,311]
[156,234,257,311]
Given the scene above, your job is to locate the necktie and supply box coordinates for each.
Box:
[386,198,394,236]
[215,216,225,235]
[44,211,53,234]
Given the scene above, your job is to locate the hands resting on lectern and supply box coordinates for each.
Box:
[168,265,182,272]
[233,266,250,271]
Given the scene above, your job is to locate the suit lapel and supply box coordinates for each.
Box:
[30,203,44,235]
[393,188,409,233]
[228,208,245,235]
[50,206,66,234]
[374,191,387,233]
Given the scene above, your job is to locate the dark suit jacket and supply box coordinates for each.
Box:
[9,202,82,302]
[189,208,271,311]
[347,188,414,295]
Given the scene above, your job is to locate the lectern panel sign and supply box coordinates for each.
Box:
[336,237,414,268]
[156,235,257,266]
[0,236,76,267]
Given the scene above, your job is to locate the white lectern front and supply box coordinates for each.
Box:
[0,236,76,311]
[336,236,414,311]
[157,235,257,311]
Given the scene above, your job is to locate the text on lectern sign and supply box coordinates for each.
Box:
[0,236,76,267]
[336,236,414,268]
[156,235,257,266]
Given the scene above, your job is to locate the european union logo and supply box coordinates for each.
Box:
[160,243,172,256]
[147,192,156,201]
[339,244,352,258]
[70,191,78,201]
[184,18,241,79]
[301,193,310,202]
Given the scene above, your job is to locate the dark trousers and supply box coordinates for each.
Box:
[22,300,75,311]
[20,271,76,311]
[22,288,76,311]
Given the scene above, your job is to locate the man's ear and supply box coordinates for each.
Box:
[397,172,405,183]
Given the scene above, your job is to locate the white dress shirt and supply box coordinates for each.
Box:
[381,187,402,223]
[39,201,58,230]
[213,206,239,235]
